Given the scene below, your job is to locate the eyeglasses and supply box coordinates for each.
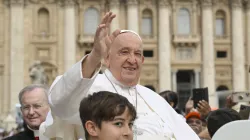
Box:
[21,103,47,112]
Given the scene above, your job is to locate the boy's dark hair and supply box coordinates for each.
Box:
[79,91,137,139]
[159,90,179,108]
[207,108,241,137]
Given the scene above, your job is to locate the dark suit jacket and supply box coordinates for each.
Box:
[4,129,34,140]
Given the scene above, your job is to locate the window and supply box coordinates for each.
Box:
[84,8,99,35]
[215,10,226,36]
[216,85,229,91]
[217,51,227,58]
[177,8,190,35]
[143,50,153,57]
[141,9,153,36]
[38,8,50,35]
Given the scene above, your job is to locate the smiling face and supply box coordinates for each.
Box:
[105,32,144,86]
[20,88,49,130]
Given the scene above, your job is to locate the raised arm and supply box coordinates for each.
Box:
[48,12,120,122]
[82,12,120,78]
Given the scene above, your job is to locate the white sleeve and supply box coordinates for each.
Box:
[48,55,101,122]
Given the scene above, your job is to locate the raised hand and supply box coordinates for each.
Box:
[91,12,118,60]
[82,11,120,78]
[225,94,237,108]
[197,100,211,118]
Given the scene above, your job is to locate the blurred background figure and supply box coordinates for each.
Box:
[159,90,184,115]
[4,84,50,140]
[0,128,5,140]
[185,111,202,134]
[207,108,241,138]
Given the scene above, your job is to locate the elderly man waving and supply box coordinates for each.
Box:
[41,12,199,140]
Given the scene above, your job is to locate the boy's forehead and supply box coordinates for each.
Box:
[113,107,135,120]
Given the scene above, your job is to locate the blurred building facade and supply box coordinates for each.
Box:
[1,0,250,120]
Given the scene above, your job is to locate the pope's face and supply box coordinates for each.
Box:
[106,32,144,86]
[21,88,50,130]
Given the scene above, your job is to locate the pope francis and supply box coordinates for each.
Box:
[39,12,200,140]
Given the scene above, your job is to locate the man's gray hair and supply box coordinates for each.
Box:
[18,84,49,105]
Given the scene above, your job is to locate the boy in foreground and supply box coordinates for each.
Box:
[79,91,137,140]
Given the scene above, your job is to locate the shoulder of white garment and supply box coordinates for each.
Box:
[137,85,167,103]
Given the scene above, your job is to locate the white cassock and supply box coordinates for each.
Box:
[39,56,200,140]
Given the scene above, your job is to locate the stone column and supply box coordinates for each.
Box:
[158,0,171,91]
[10,0,24,109]
[64,0,76,70]
[192,0,198,35]
[109,0,120,32]
[172,0,177,34]
[172,70,178,92]
[247,1,250,90]
[201,0,216,107]
[232,0,245,91]
[195,69,200,88]
[0,68,3,114]
[127,0,139,33]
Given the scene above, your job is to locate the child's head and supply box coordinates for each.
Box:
[79,91,137,140]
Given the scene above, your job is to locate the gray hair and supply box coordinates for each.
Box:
[18,84,49,105]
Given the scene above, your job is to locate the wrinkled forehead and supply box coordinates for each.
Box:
[111,30,143,51]
[120,30,142,42]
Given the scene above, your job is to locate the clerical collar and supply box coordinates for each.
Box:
[104,69,137,89]
[27,125,39,137]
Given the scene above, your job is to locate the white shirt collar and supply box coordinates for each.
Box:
[27,125,39,137]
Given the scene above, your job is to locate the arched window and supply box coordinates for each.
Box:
[84,7,99,35]
[215,10,226,36]
[177,8,190,35]
[216,85,229,91]
[141,9,153,36]
[38,8,50,35]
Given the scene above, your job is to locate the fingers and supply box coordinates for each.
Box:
[106,13,116,28]
[106,29,121,47]
[109,29,121,41]
[101,12,111,24]
[105,36,112,48]
[95,24,106,38]
[190,108,197,112]
[96,12,116,38]
[198,100,210,110]
[100,12,116,28]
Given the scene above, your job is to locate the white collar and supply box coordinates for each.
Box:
[104,69,137,89]
[27,125,39,137]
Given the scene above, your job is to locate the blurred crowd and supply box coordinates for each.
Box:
[1,89,248,140]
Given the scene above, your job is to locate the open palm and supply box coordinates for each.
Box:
[93,12,119,59]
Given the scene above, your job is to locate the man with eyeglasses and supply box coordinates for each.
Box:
[5,84,50,140]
